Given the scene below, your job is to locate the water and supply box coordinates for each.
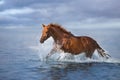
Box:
[0,27,120,80]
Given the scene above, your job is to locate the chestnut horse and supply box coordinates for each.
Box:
[40,23,110,59]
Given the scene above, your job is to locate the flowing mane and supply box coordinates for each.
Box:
[49,23,74,36]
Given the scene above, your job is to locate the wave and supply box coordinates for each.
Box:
[43,53,120,64]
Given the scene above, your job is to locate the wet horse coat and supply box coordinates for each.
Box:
[40,23,110,59]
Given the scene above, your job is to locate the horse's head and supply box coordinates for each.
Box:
[40,24,51,43]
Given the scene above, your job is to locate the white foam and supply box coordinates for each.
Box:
[38,37,53,61]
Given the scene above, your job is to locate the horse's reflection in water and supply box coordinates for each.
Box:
[48,62,93,80]
[40,23,110,60]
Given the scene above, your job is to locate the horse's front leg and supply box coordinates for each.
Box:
[46,48,57,59]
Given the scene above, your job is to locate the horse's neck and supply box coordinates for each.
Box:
[50,28,66,43]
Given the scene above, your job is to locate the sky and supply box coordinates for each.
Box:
[0,0,120,28]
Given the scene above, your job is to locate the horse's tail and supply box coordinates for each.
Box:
[96,42,111,59]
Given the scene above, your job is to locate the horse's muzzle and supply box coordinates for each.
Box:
[40,39,44,43]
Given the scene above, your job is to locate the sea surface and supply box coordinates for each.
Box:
[0,26,120,80]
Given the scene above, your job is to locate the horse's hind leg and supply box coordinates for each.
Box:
[85,52,92,58]
[85,50,94,58]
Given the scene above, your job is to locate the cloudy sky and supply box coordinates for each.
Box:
[0,0,120,28]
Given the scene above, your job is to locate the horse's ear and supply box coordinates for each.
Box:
[42,24,45,27]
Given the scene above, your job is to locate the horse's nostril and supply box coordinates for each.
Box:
[40,39,43,43]
[40,41,43,43]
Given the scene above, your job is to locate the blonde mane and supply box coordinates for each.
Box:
[49,23,74,36]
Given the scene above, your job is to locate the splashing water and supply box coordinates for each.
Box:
[29,38,120,64]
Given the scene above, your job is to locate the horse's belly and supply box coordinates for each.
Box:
[61,44,85,55]
[61,37,85,55]
[71,48,84,55]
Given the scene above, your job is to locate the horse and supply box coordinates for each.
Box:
[40,23,110,59]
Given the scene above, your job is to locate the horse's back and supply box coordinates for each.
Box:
[76,36,95,40]
[75,36,96,43]
[75,36,99,49]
